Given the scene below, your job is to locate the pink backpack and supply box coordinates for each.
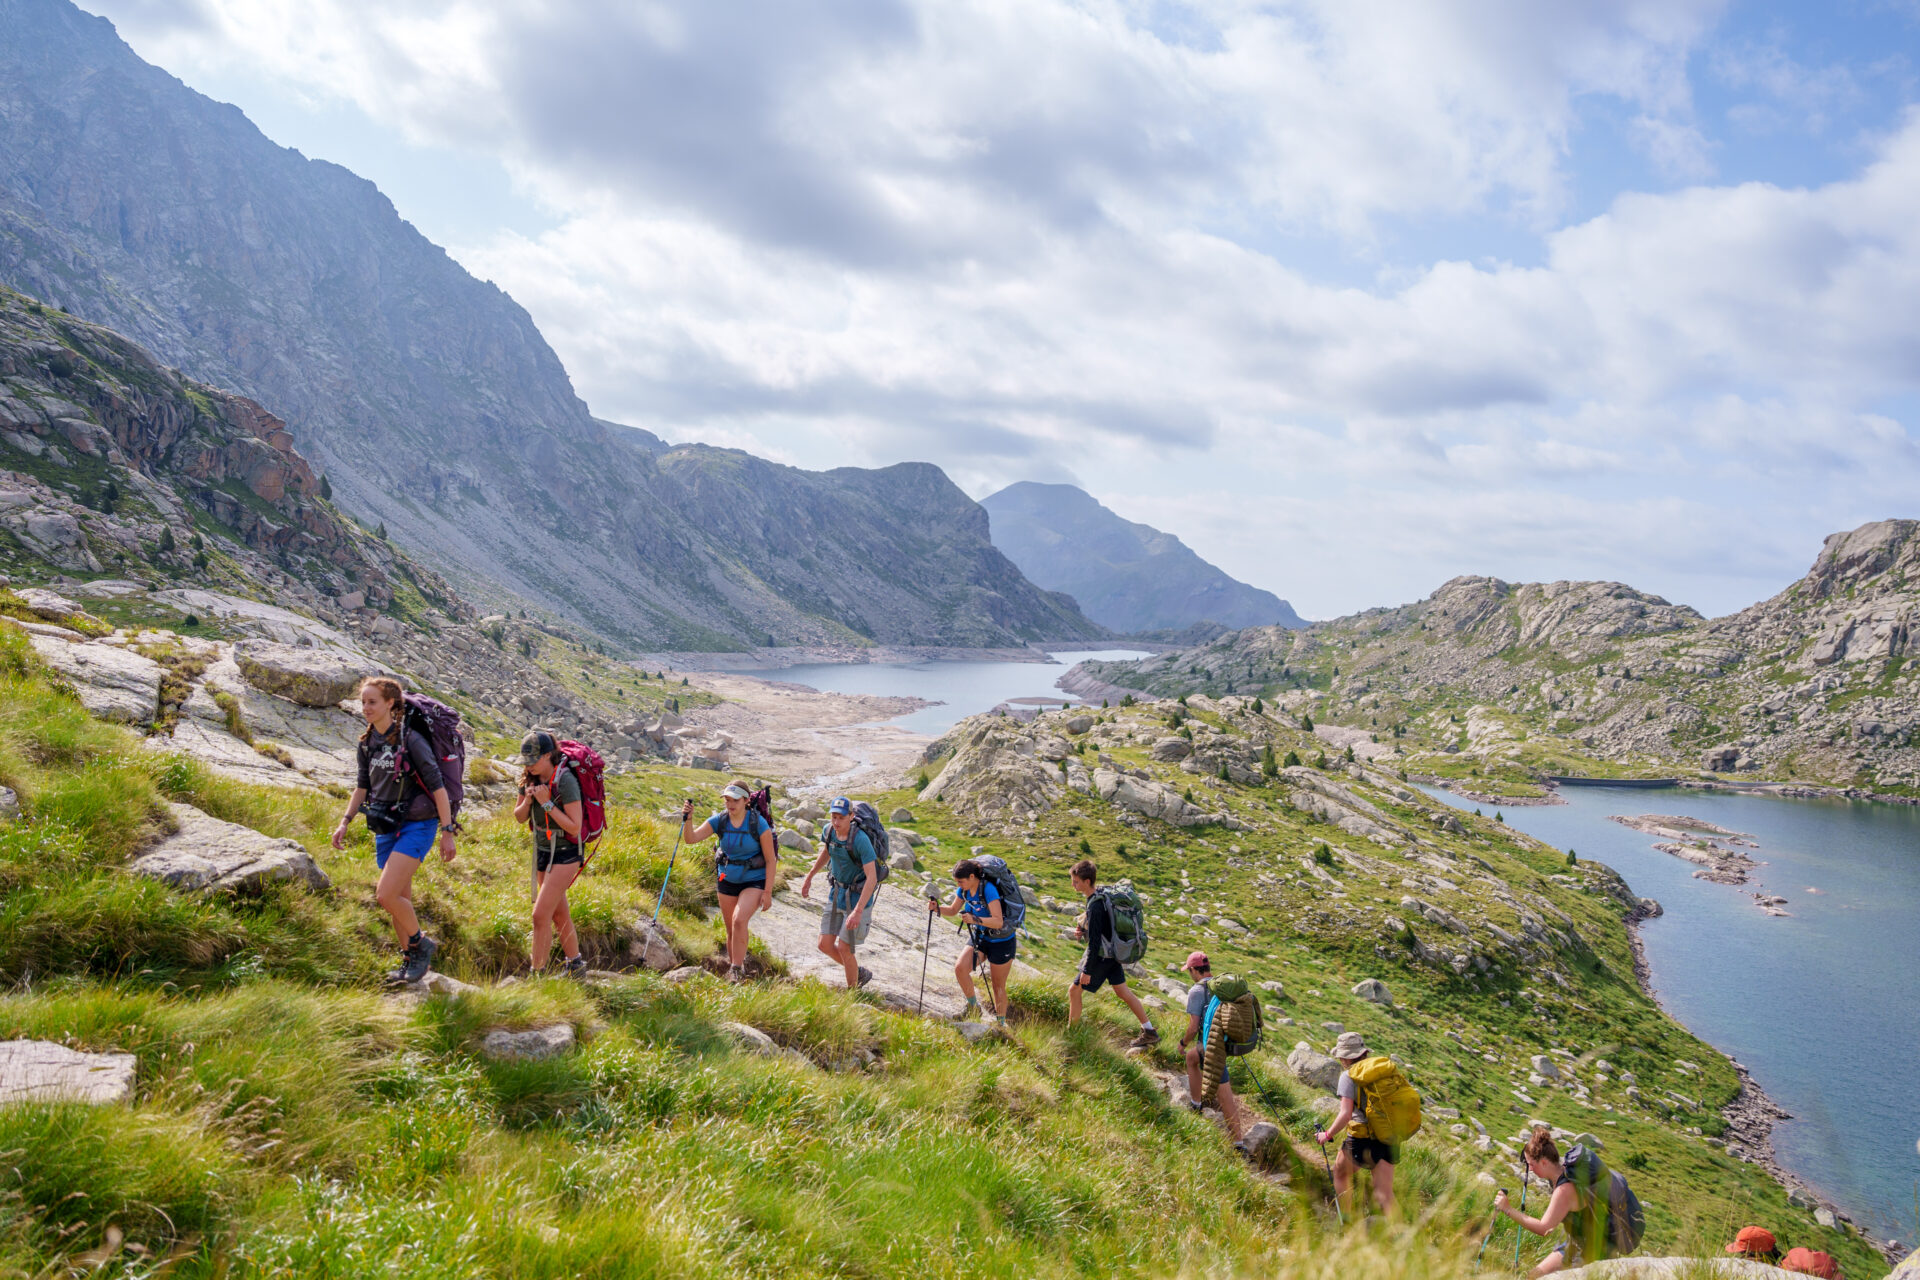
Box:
[553,739,607,852]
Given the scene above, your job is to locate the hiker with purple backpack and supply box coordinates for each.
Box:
[332,676,459,984]
[513,729,590,978]
[682,780,780,982]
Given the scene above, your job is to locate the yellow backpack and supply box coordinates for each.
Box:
[1348,1055,1422,1145]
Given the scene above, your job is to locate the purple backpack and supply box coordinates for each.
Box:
[396,694,467,820]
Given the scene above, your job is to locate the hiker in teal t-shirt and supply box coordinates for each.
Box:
[800,796,879,990]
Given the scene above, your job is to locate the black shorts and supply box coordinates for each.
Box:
[1078,957,1130,992]
[1343,1136,1396,1169]
[967,934,1017,966]
[718,876,767,899]
[536,844,583,874]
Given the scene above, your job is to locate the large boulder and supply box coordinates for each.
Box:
[129,803,331,893]
[1530,1054,1562,1081]
[1150,737,1193,761]
[1565,1261,1797,1279]
[27,635,162,723]
[628,920,678,972]
[233,640,384,708]
[1287,1042,1345,1093]
[0,1040,136,1104]
[919,719,1064,820]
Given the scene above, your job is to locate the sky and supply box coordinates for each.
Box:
[82,0,1920,621]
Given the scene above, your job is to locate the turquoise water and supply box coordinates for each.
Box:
[1423,783,1920,1240]
[772,649,1151,736]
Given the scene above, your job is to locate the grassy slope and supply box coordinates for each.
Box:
[0,626,1888,1277]
[869,698,1891,1275]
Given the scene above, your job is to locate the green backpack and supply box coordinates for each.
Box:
[1097,882,1149,964]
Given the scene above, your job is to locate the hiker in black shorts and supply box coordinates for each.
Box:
[930,858,1013,1025]
[682,780,779,982]
[511,729,587,978]
[1315,1031,1397,1216]
[1065,859,1159,1048]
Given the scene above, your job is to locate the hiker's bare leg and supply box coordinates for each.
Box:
[726,886,764,968]
[376,854,422,945]
[532,863,581,967]
[1528,1251,1569,1279]
[1371,1160,1395,1215]
[955,949,978,1002]
[1218,1081,1246,1140]
[718,892,743,967]
[833,935,859,988]
[1184,1043,1203,1101]
[1066,977,1084,1023]
[988,960,1010,1017]
[1113,981,1151,1025]
[1332,1144,1356,1213]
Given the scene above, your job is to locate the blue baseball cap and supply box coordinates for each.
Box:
[829,796,852,815]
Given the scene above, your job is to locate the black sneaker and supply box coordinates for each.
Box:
[563,956,590,980]
[400,934,438,983]
[384,944,416,985]
[855,966,874,989]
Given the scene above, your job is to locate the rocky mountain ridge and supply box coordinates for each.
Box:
[982,481,1305,634]
[0,0,1103,652]
[1076,520,1919,793]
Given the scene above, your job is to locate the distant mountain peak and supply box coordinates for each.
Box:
[981,481,1304,635]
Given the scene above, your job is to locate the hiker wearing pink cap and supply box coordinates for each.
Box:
[1178,951,1251,1150]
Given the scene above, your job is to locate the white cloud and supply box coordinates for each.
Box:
[83,0,1920,618]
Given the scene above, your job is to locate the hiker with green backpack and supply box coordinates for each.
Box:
[799,796,881,991]
[930,857,1017,1025]
[1065,859,1160,1048]
[1494,1127,1645,1276]
[1315,1031,1421,1217]
[1178,951,1251,1148]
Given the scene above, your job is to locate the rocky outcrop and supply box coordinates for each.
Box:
[26,630,161,722]
[1287,1042,1344,1093]
[1564,1261,1796,1279]
[233,641,386,709]
[920,718,1065,820]
[129,803,331,893]
[1092,767,1218,827]
[0,1039,136,1104]
[1082,518,1920,792]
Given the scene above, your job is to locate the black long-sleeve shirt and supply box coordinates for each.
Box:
[356,727,444,823]
[1083,891,1111,969]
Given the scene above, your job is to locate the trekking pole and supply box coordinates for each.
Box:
[917,902,934,1015]
[1319,1140,1345,1226]
[1474,1191,1504,1269]
[650,819,687,927]
[1512,1170,1529,1272]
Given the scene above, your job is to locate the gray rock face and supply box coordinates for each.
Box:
[1287,1042,1344,1093]
[1091,767,1217,827]
[719,1021,779,1055]
[1240,1120,1282,1162]
[920,719,1064,821]
[233,640,383,708]
[0,1040,136,1104]
[1151,737,1194,761]
[889,807,915,823]
[129,803,331,893]
[1530,1054,1562,1080]
[1065,715,1095,734]
[481,1024,576,1061]
[1351,978,1393,1005]
[27,633,162,723]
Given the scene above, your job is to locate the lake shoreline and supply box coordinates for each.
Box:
[1626,903,1902,1263]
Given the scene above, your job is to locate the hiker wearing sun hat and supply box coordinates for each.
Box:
[1314,1030,1402,1217]
[681,779,779,982]
[1726,1227,1781,1264]
[799,795,879,991]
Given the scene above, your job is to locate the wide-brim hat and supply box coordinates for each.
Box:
[1333,1031,1370,1060]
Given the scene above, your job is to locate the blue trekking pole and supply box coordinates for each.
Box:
[1475,1188,1506,1269]
[651,810,688,927]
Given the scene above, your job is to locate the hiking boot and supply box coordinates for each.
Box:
[400,934,437,983]
[562,956,590,980]
[855,966,873,989]
[1128,1026,1162,1049]
[384,943,416,986]
[727,964,746,984]
[1185,1099,1204,1114]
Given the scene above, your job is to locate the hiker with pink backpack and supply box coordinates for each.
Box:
[682,780,780,982]
[514,729,607,978]
[332,676,465,984]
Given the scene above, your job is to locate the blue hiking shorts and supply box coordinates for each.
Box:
[375,818,439,869]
